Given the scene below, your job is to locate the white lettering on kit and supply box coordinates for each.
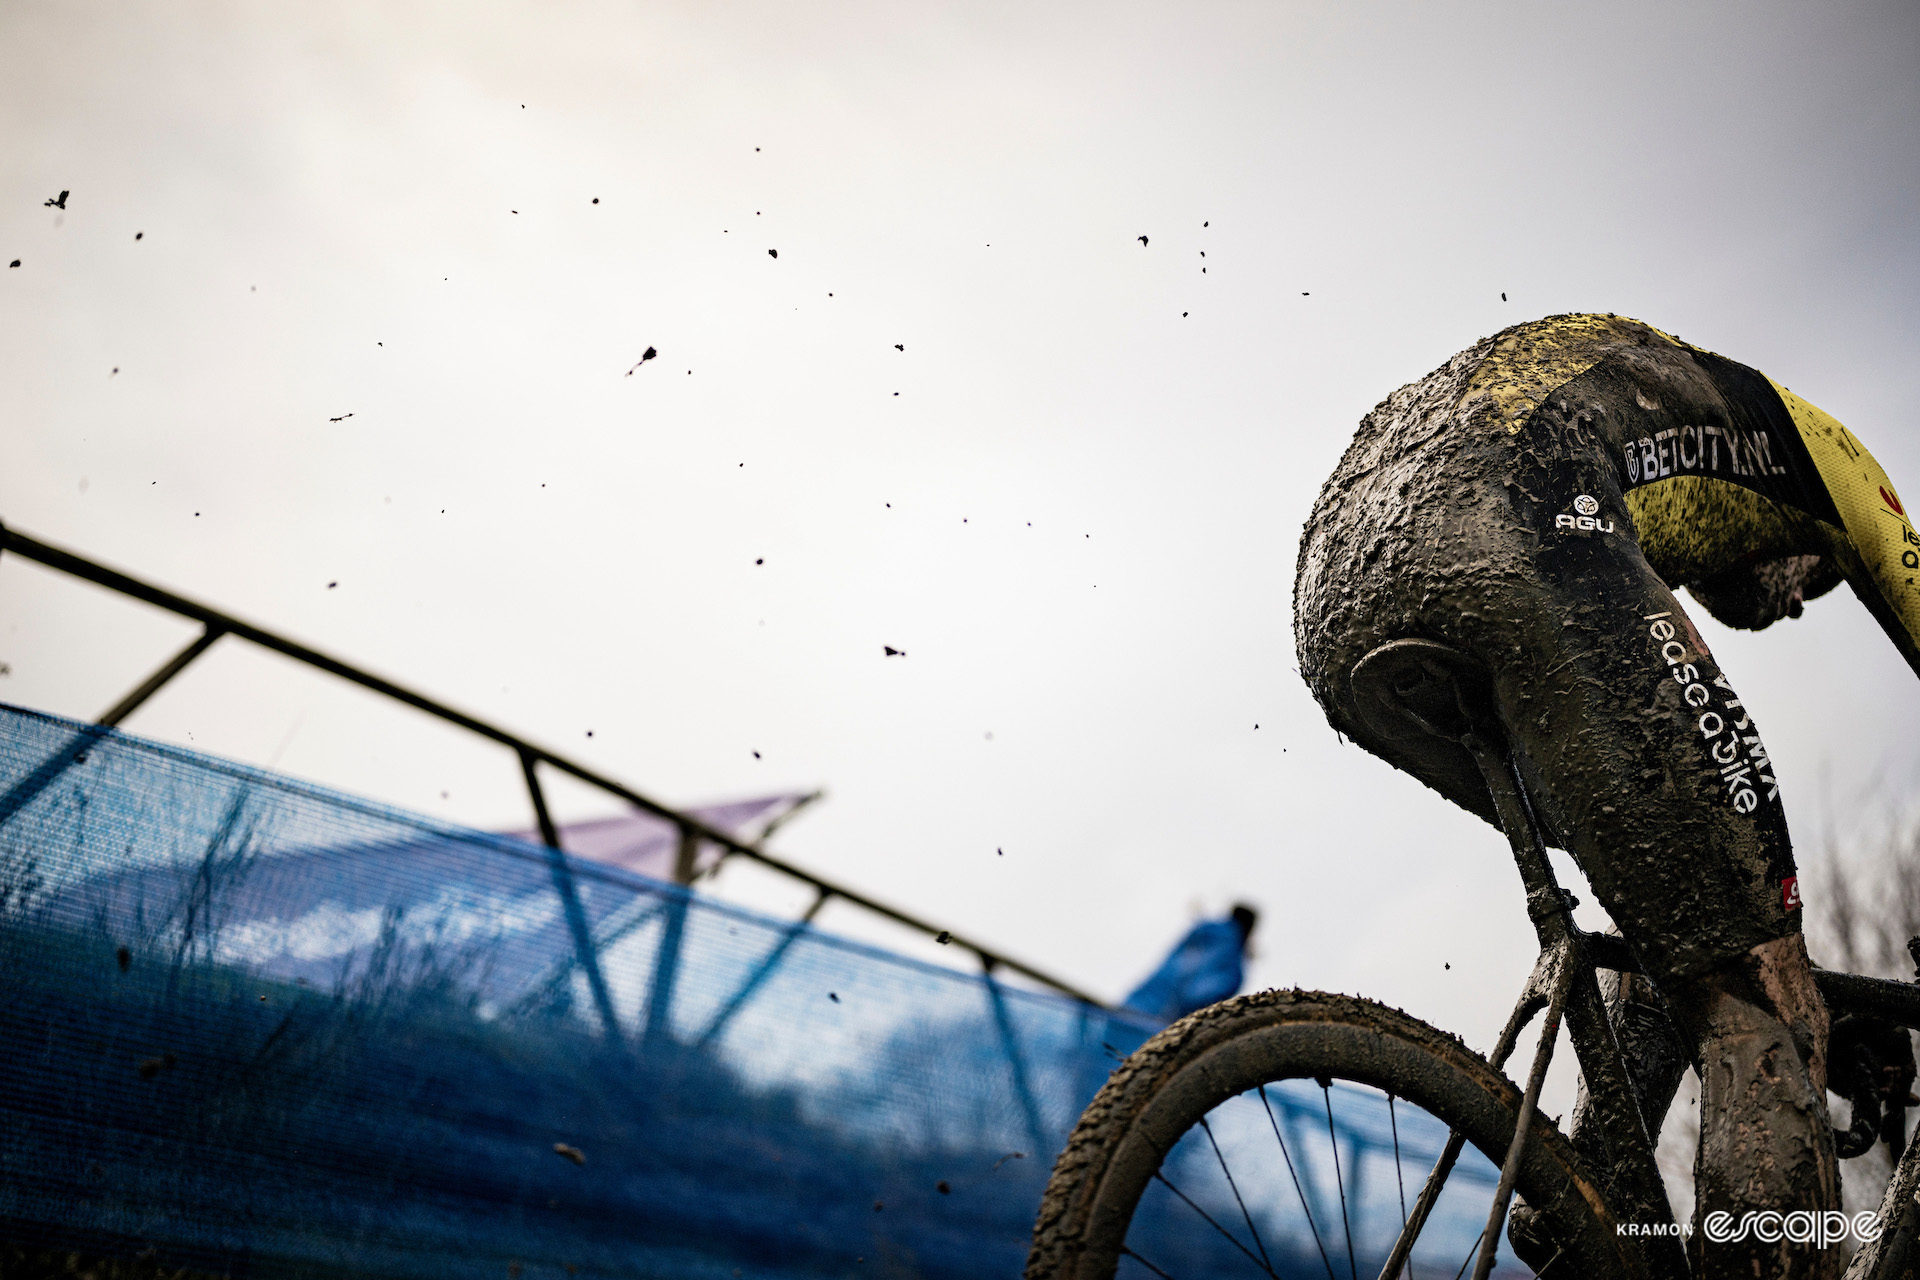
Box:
[1624,423,1789,485]
[1644,612,1778,814]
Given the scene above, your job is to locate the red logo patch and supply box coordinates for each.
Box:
[1882,486,1906,517]
[1782,876,1801,911]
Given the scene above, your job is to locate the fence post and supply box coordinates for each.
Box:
[98,625,226,727]
[981,957,1048,1155]
[0,723,110,831]
[519,750,621,1042]
[645,822,697,1046]
[693,886,831,1050]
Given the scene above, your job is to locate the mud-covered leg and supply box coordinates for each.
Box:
[1679,934,1838,1280]
[1510,940,1838,1279]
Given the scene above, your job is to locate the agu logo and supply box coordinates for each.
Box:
[1556,494,1614,533]
[1782,876,1801,911]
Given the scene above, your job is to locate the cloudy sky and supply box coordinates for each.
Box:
[4,0,1918,1103]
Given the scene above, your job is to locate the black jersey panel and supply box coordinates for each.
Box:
[1689,350,1841,525]
[1534,351,1841,528]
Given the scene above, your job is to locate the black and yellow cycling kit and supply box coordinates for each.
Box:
[1293,315,1904,1269]
[1296,312,1914,980]
[1468,312,1920,672]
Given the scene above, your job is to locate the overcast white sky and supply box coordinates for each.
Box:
[4,0,1919,1097]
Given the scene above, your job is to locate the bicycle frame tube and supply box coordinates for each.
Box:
[1463,731,1691,1280]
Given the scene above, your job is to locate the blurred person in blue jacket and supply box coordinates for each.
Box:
[1121,903,1259,1024]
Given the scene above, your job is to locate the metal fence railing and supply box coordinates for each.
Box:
[0,518,1106,1009]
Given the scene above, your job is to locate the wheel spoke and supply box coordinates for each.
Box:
[1377,1129,1469,1280]
[1201,1113,1277,1274]
[1388,1094,1414,1280]
[1121,1244,1179,1279]
[1450,1226,1486,1280]
[1258,1084,1339,1280]
[1153,1170,1281,1277]
[1320,1079,1359,1280]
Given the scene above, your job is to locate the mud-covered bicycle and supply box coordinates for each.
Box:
[1027,640,1920,1280]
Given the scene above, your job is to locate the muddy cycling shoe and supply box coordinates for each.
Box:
[1507,1197,1569,1274]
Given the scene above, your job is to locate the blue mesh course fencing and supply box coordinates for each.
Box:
[0,702,1509,1278]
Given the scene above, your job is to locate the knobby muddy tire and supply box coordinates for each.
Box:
[1025,988,1642,1280]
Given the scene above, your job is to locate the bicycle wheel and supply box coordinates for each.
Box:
[1028,989,1639,1280]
